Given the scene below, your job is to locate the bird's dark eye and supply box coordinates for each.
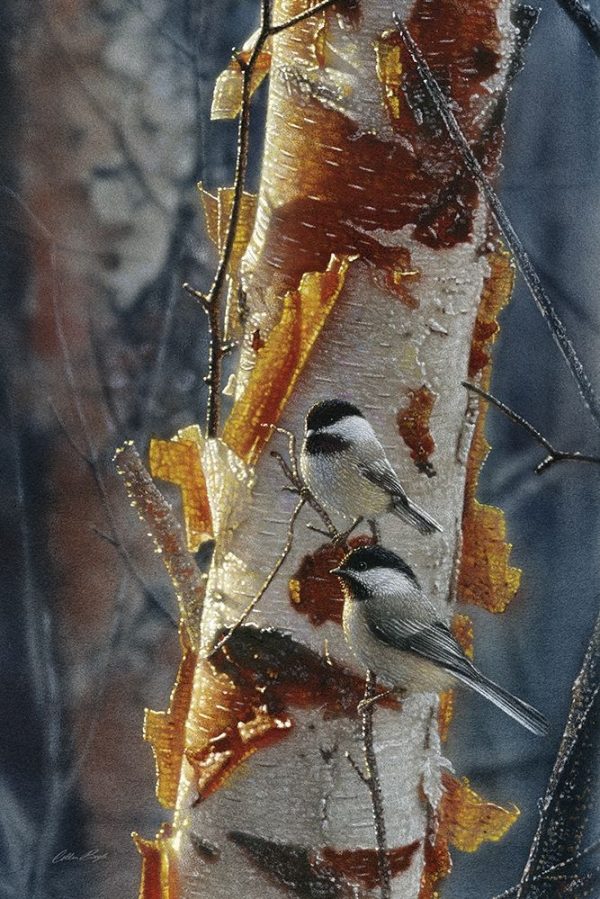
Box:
[357,561,367,572]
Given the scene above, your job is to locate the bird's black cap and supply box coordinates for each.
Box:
[306,399,364,432]
[333,544,419,586]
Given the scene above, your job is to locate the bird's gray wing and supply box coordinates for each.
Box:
[365,605,549,736]
[357,458,408,500]
[359,458,442,534]
[364,608,475,679]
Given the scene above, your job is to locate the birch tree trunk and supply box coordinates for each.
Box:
[135,1,526,896]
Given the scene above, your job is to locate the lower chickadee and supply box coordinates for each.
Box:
[332,545,548,736]
[300,399,441,536]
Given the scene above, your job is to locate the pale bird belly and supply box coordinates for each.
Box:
[302,453,389,520]
[343,601,455,694]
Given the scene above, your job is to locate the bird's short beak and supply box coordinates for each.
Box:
[330,566,344,577]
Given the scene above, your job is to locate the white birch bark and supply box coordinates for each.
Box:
[173,1,516,896]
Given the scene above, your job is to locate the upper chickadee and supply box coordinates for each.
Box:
[333,545,548,735]
[300,399,441,535]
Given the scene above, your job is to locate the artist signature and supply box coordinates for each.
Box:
[52,849,108,864]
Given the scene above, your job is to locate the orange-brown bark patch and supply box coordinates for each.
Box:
[397,385,437,477]
[213,625,399,720]
[251,0,505,295]
[229,830,419,895]
[442,771,519,852]
[338,0,361,29]
[184,658,293,803]
[223,255,351,464]
[437,690,454,746]
[438,614,474,742]
[459,430,522,612]
[289,535,373,627]
[144,630,198,808]
[420,772,519,897]
[451,613,474,660]
[420,822,451,899]
[469,248,515,378]
[320,841,421,889]
[133,824,179,899]
[460,248,521,612]
[149,435,212,553]
[251,328,265,352]
[185,626,399,803]
[375,30,404,125]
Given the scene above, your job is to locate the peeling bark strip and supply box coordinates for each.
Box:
[114,441,206,646]
[419,773,519,899]
[133,824,179,899]
[458,249,522,614]
[144,632,198,809]
[149,432,213,553]
[438,613,474,742]
[223,255,352,463]
[131,1,525,897]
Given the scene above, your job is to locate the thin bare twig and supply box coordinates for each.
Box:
[269,0,338,34]
[555,0,600,58]
[344,674,393,898]
[361,671,392,899]
[345,750,369,785]
[463,381,600,474]
[394,14,600,433]
[206,423,341,658]
[207,496,305,659]
[494,870,599,898]
[187,0,338,437]
[534,837,600,880]
[265,423,338,538]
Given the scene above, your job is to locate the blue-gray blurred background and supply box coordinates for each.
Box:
[0,1,598,897]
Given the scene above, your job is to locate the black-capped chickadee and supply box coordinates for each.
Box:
[300,399,441,536]
[332,545,548,735]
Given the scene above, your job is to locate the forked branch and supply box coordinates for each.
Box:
[346,671,392,899]
[463,381,600,473]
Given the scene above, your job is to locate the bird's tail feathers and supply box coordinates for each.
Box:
[454,670,548,736]
[392,497,442,535]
